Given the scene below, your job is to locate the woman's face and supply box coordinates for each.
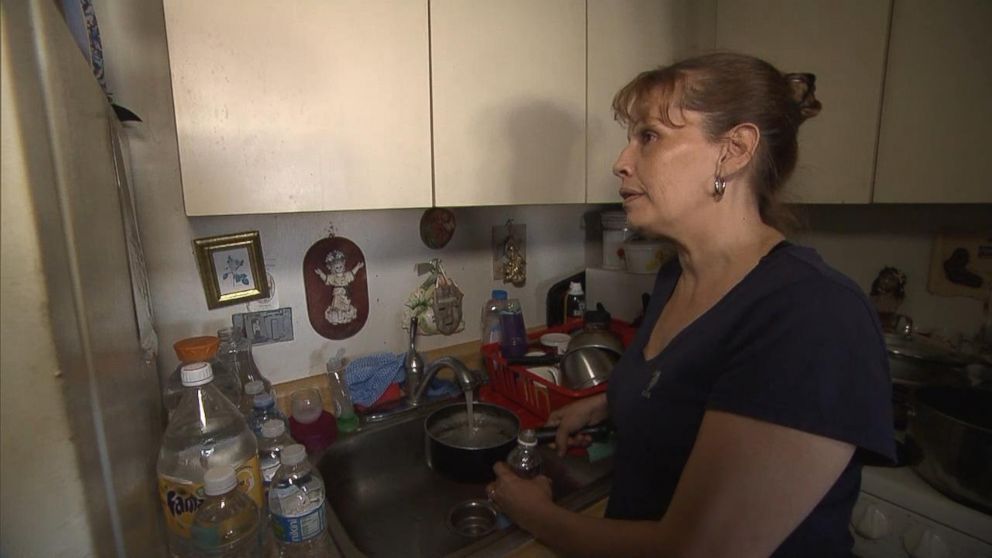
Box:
[613,94,722,237]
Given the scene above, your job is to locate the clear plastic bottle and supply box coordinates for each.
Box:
[269,444,333,557]
[248,392,287,438]
[326,353,358,434]
[217,327,271,393]
[481,289,508,345]
[499,298,528,358]
[564,281,586,321]
[163,336,243,414]
[157,362,263,558]
[190,465,263,558]
[239,380,266,418]
[258,419,294,494]
[506,429,543,479]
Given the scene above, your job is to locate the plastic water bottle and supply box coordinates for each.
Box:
[269,444,333,557]
[499,298,528,358]
[506,429,543,479]
[258,419,294,494]
[481,289,508,345]
[217,327,271,393]
[238,380,265,417]
[157,362,263,558]
[190,465,263,557]
[249,392,286,437]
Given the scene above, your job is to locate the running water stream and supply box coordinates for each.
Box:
[465,391,475,436]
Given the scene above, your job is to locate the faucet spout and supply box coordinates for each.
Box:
[410,356,481,405]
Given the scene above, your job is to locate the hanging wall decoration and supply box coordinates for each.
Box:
[402,259,465,336]
[419,208,457,249]
[303,234,369,340]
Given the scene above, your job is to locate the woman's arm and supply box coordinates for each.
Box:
[494,409,854,558]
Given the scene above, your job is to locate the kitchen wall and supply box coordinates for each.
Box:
[97,0,989,389]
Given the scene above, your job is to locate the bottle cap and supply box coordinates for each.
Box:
[203,465,237,496]
[253,392,275,409]
[261,419,286,438]
[518,429,537,446]
[492,289,508,300]
[567,281,584,296]
[173,336,220,363]
[244,380,264,396]
[216,327,233,341]
[280,444,307,466]
[180,362,214,386]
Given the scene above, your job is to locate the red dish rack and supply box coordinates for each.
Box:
[480,319,636,425]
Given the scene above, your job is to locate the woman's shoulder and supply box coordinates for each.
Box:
[759,242,873,308]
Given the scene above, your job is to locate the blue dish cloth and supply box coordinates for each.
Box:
[425,378,460,399]
[345,352,406,407]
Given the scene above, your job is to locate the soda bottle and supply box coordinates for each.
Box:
[269,444,333,557]
[190,465,263,557]
[157,362,263,558]
[506,429,543,479]
[163,336,242,414]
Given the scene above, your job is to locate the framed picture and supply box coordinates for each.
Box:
[193,231,270,309]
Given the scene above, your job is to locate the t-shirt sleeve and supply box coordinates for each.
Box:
[707,278,896,463]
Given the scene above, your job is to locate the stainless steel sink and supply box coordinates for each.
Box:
[318,399,613,557]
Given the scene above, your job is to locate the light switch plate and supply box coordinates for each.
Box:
[233,307,293,345]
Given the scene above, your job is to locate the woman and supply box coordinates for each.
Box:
[486,53,895,557]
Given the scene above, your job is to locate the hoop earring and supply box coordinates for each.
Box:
[713,176,727,199]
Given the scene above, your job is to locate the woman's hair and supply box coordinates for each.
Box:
[612,52,821,232]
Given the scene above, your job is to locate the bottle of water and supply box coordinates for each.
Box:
[269,444,333,557]
[239,380,266,418]
[506,429,543,479]
[481,289,508,345]
[248,392,286,438]
[157,362,263,558]
[217,327,272,394]
[190,465,263,558]
[258,419,294,494]
[499,297,528,358]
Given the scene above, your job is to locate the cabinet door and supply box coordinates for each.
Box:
[716,0,890,204]
[587,0,715,204]
[164,0,432,215]
[873,0,992,203]
[431,0,586,206]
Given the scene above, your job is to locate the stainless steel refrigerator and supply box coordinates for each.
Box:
[2,1,165,556]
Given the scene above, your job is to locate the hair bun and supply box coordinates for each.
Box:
[785,72,822,121]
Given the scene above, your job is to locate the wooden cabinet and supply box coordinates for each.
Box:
[715,0,891,204]
[587,0,715,203]
[164,0,432,215]
[430,0,586,207]
[873,0,992,203]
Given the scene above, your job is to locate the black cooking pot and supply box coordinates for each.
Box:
[424,403,610,483]
[907,386,992,513]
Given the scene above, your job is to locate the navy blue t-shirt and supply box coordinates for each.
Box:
[605,242,895,557]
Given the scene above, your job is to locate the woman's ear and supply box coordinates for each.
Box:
[719,123,760,178]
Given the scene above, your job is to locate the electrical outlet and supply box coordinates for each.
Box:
[232,308,294,345]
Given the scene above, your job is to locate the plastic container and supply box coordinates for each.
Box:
[506,429,543,479]
[499,298,528,359]
[564,281,586,321]
[482,319,635,421]
[288,388,337,457]
[190,465,263,558]
[217,327,271,393]
[326,354,358,433]
[268,444,333,557]
[601,211,630,270]
[481,289,509,345]
[239,380,266,417]
[248,392,286,438]
[157,362,263,558]
[259,419,295,493]
[163,336,242,413]
[623,239,670,274]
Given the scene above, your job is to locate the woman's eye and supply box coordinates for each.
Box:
[639,130,658,143]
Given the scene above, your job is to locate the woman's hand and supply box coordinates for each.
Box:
[546,393,609,457]
[486,462,554,532]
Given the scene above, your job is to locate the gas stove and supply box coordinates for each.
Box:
[853,465,992,557]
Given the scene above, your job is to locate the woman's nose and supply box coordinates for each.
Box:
[613,147,633,178]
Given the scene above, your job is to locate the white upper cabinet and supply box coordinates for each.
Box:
[164,0,432,216]
[431,0,586,207]
[715,0,891,204]
[587,0,716,204]
[873,0,992,203]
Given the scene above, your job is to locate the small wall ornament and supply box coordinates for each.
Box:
[303,234,369,340]
[402,259,465,336]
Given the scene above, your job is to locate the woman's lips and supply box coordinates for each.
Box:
[620,190,642,204]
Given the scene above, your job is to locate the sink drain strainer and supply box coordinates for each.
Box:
[448,499,498,537]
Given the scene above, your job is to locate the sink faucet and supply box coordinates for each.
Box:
[404,318,425,401]
[408,356,481,406]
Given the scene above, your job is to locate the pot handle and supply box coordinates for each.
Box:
[532,423,611,444]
